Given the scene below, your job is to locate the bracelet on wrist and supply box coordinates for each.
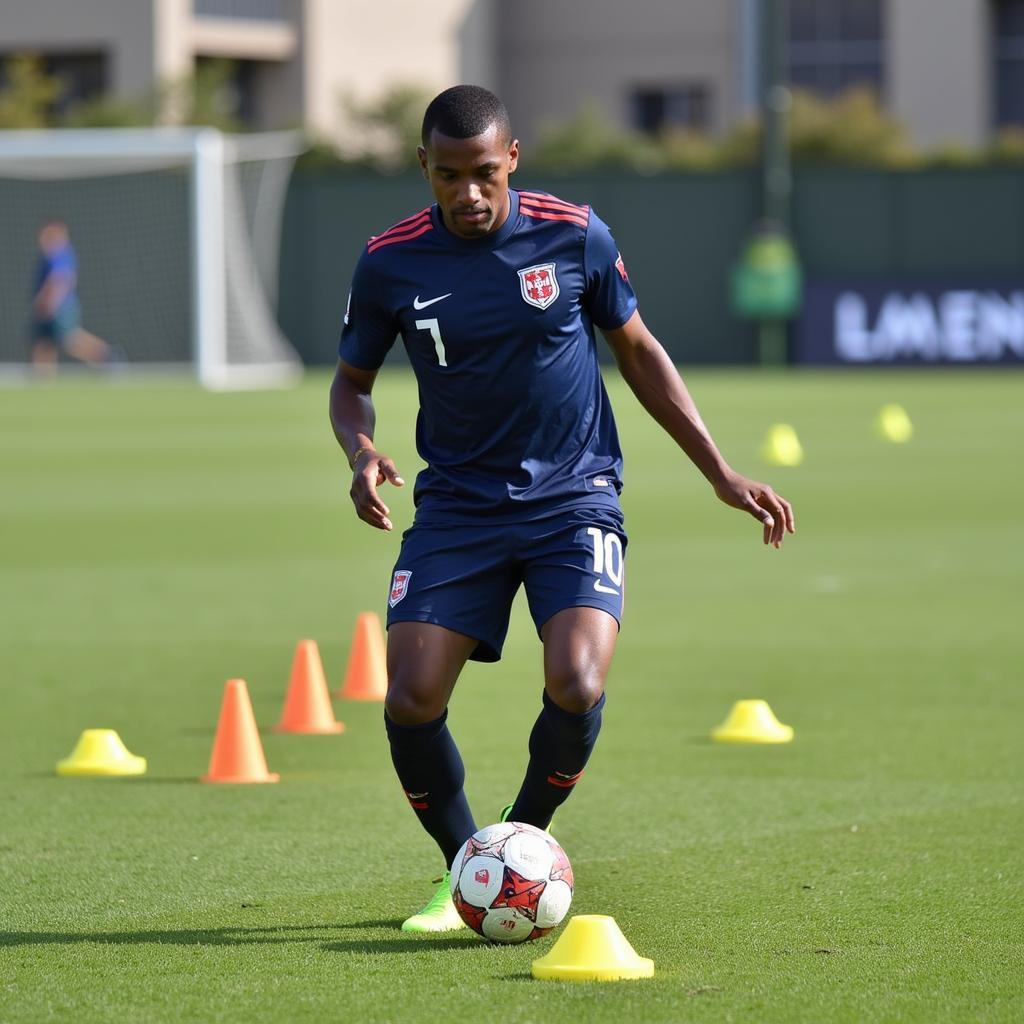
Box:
[350,444,374,469]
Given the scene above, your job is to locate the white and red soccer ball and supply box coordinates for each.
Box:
[449,821,573,944]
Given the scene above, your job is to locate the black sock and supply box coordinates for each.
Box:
[509,690,605,830]
[384,710,477,869]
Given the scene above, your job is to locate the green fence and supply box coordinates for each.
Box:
[278,167,1024,366]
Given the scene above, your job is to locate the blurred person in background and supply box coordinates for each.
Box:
[30,220,119,372]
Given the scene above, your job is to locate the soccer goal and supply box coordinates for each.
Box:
[0,127,304,389]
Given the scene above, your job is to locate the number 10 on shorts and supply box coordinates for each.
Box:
[587,527,623,595]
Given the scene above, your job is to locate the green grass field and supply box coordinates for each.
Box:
[0,369,1021,1023]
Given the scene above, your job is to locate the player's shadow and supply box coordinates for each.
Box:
[321,936,482,953]
[21,771,198,783]
[0,924,478,954]
[130,776,205,784]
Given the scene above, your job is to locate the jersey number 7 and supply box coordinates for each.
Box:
[415,317,447,367]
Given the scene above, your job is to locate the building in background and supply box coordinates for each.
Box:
[495,0,1023,148]
[1,0,1022,146]
[0,0,489,138]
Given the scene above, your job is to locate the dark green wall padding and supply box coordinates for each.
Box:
[278,167,1024,366]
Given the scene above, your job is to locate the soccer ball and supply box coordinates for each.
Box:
[449,821,573,944]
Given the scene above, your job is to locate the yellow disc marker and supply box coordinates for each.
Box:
[56,729,147,776]
[532,915,654,982]
[761,423,804,467]
[711,700,793,744]
[876,404,913,443]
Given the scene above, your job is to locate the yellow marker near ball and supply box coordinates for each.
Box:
[532,915,654,981]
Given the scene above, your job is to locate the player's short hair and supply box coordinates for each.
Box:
[421,85,511,148]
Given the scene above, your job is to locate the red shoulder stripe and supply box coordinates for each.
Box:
[390,206,433,230]
[369,208,431,244]
[520,197,590,223]
[520,198,590,221]
[519,202,589,229]
[521,209,589,228]
[518,191,588,214]
[368,218,431,250]
[370,207,430,239]
[367,221,434,253]
[519,189,587,209]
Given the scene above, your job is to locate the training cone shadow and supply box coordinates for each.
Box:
[275,639,345,734]
[532,915,654,982]
[712,699,793,744]
[761,423,804,467]
[202,678,279,783]
[337,612,387,701]
[56,729,146,777]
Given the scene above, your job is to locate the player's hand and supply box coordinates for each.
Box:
[349,449,404,531]
[712,469,795,548]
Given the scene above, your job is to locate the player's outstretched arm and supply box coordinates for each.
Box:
[329,359,405,531]
[602,311,795,548]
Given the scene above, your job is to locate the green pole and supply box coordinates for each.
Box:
[762,0,791,229]
[760,0,790,366]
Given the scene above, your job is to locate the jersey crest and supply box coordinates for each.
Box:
[389,569,412,607]
[518,263,560,310]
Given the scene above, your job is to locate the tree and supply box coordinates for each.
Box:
[0,55,61,129]
[159,59,243,132]
[336,84,435,172]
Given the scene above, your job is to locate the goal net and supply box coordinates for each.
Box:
[0,127,304,389]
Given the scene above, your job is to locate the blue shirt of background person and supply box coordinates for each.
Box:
[32,221,81,337]
[30,220,119,371]
[35,238,77,307]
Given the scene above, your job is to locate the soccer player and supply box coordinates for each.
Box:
[30,221,118,373]
[330,85,795,933]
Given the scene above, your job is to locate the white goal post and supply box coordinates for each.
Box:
[0,127,305,389]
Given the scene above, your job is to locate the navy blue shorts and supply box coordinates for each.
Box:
[386,506,627,662]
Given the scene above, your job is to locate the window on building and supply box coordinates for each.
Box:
[194,0,286,20]
[46,53,107,115]
[787,0,885,96]
[0,52,107,117]
[631,84,711,134]
[995,0,1024,125]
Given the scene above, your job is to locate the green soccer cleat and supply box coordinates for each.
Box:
[401,871,466,933]
[500,803,555,834]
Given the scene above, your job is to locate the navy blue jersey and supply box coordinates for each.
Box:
[339,189,637,523]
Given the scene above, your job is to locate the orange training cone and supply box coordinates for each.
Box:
[201,678,279,783]
[337,612,387,701]
[275,639,345,734]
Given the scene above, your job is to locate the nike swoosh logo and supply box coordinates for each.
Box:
[594,581,620,595]
[413,293,452,310]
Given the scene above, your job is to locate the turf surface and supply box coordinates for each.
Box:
[0,369,1020,1023]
